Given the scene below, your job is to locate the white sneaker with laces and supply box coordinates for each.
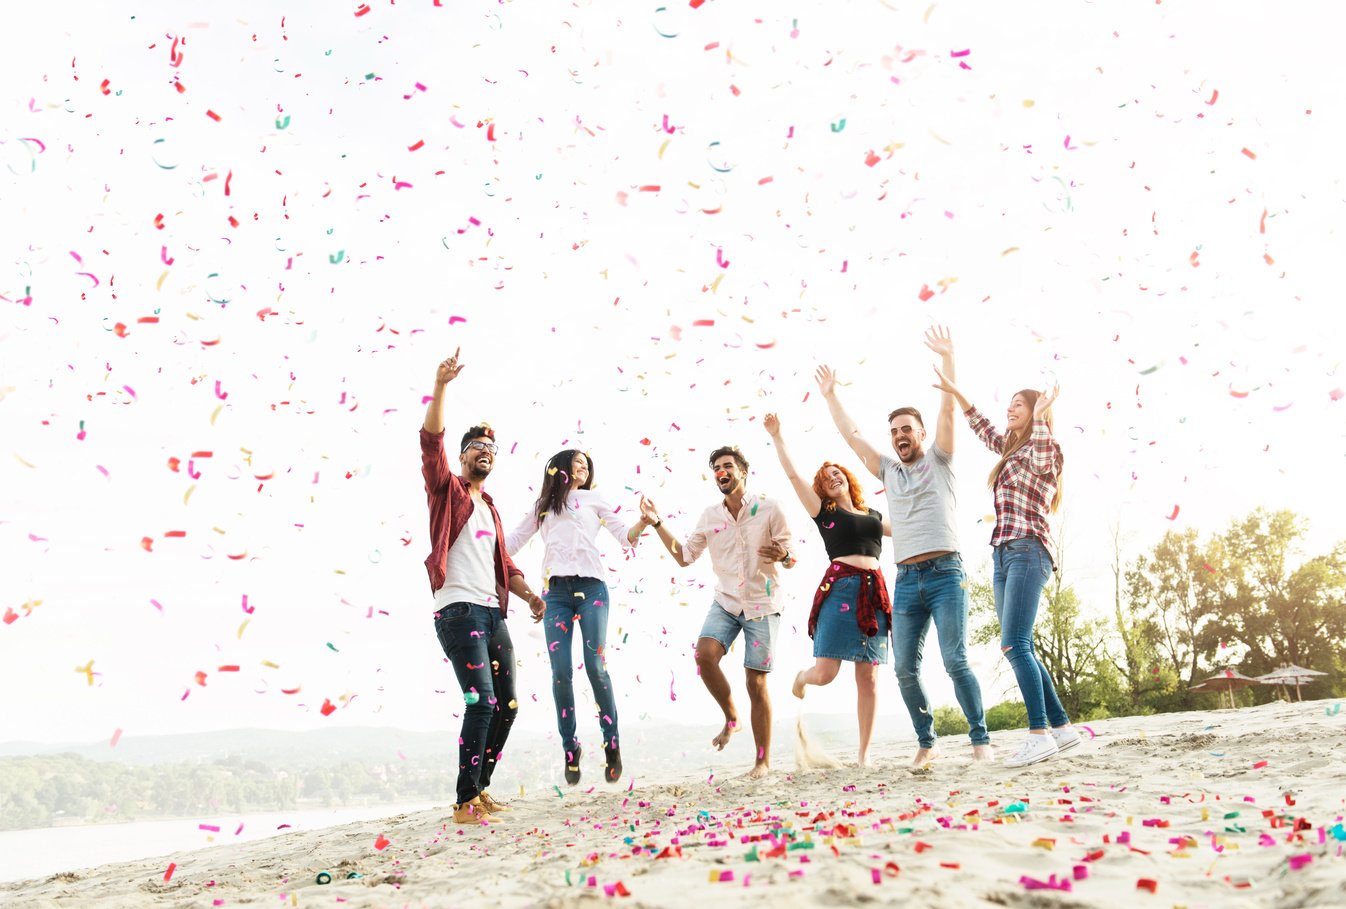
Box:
[1004,733,1059,768]
[1051,726,1083,753]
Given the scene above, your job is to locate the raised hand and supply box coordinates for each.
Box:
[763,412,782,437]
[1034,384,1060,416]
[814,364,837,397]
[436,347,465,386]
[638,495,661,525]
[923,325,953,357]
[930,365,960,396]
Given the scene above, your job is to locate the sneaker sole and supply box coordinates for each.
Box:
[1005,748,1059,768]
[1053,737,1082,753]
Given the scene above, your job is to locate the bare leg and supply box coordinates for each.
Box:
[793,658,841,698]
[743,668,771,778]
[695,637,739,750]
[854,662,878,767]
[972,743,995,761]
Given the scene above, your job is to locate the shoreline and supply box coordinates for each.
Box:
[3,699,1343,908]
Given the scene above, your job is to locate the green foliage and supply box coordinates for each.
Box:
[932,705,970,737]
[984,700,1028,732]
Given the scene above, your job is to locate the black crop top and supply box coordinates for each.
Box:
[812,506,884,560]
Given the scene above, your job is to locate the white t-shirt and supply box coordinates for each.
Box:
[434,499,499,610]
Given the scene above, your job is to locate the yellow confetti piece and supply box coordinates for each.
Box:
[658,139,671,159]
[262,660,280,669]
[1000,247,1020,257]
[1022,99,1035,108]
[923,3,936,21]
[237,619,250,639]
[156,270,169,290]
[13,452,37,468]
[928,128,952,145]
[210,405,224,425]
[710,274,724,293]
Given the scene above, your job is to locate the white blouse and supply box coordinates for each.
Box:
[505,488,635,581]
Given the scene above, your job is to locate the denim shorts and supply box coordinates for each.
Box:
[698,602,780,672]
[812,574,890,663]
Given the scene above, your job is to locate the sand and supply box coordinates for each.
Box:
[4,699,1343,909]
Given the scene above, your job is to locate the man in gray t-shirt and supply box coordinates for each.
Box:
[816,326,992,768]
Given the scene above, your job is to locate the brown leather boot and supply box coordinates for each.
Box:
[478,790,512,814]
[452,797,501,825]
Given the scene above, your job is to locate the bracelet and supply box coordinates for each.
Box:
[650,518,662,528]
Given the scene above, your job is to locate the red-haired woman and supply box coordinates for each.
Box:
[931,368,1079,768]
[763,412,891,766]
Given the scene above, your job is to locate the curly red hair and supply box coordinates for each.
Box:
[811,462,865,512]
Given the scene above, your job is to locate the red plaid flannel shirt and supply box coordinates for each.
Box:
[964,407,1063,565]
[420,428,523,614]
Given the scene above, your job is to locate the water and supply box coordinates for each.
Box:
[0,801,442,885]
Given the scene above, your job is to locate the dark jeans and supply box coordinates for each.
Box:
[434,602,518,805]
[543,576,619,753]
[993,537,1069,731]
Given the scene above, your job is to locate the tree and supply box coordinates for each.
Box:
[1125,527,1222,707]
[1206,510,1346,695]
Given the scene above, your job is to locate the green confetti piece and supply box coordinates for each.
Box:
[326,642,338,652]
[276,114,291,129]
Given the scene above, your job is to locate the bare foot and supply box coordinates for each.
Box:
[711,720,739,751]
[792,671,806,699]
[972,744,995,762]
[910,746,940,770]
[744,762,770,780]
[856,754,871,768]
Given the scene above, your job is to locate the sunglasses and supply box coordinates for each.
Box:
[462,440,499,455]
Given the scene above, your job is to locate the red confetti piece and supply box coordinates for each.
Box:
[1206,89,1219,105]
[354,3,371,15]
[408,139,425,151]
[374,833,390,850]
[1241,147,1256,159]
[918,284,934,302]
[1136,879,1158,893]
[1166,505,1180,521]
[864,150,880,167]
[320,698,337,716]
[206,110,221,122]
[164,863,176,881]
[1252,760,1268,769]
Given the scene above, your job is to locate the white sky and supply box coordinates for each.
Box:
[2,1,1343,748]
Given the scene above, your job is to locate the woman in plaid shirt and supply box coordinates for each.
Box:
[931,368,1083,768]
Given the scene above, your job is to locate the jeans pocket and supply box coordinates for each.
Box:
[438,603,472,620]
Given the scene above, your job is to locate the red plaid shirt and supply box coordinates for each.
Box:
[964,407,1063,565]
[420,429,523,614]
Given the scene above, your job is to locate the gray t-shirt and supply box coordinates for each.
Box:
[879,442,960,563]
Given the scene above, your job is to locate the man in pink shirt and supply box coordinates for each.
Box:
[640,446,796,779]
[421,349,544,824]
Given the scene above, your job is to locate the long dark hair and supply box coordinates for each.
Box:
[988,389,1064,513]
[532,449,594,522]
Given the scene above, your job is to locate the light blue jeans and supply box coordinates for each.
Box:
[891,553,990,748]
[543,576,619,752]
[993,537,1070,731]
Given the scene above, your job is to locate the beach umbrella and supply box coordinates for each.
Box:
[1254,664,1328,701]
[1189,669,1260,709]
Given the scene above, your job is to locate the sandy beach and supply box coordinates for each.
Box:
[4,699,1343,909]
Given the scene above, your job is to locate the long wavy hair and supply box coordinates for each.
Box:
[532,449,594,522]
[988,389,1064,513]
[811,461,866,512]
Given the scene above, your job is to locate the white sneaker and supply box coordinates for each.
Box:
[1004,734,1059,768]
[1051,726,1082,753]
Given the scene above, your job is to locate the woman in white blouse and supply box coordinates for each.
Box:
[506,449,650,786]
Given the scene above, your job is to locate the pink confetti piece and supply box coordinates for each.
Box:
[199,824,221,832]
[110,728,123,747]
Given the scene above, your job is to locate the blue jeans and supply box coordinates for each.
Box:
[891,553,990,747]
[544,576,619,752]
[433,603,518,805]
[993,537,1069,731]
